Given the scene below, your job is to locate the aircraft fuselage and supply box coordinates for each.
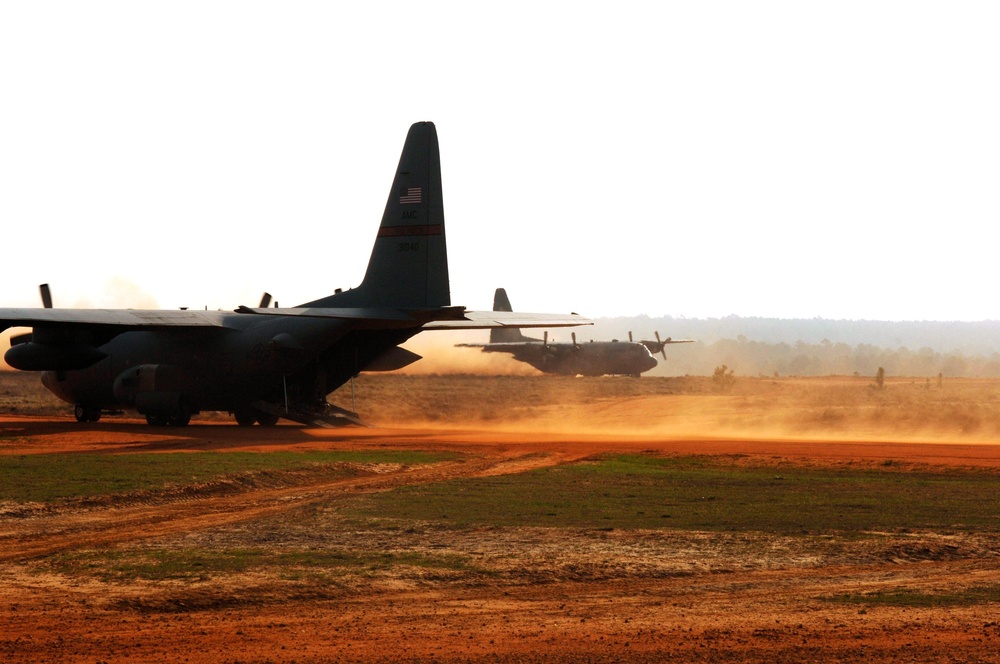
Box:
[38,313,408,416]
[499,339,658,377]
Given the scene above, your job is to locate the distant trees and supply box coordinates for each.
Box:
[591,317,1000,378]
[874,367,885,390]
[712,365,736,393]
[652,338,1000,379]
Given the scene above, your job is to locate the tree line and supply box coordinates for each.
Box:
[658,337,994,378]
[580,315,1000,378]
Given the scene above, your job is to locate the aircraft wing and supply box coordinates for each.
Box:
[454,341,548,350]
[0,308,231,333]
[420,310,591,331]
[235,306,589,330]
[1,305,463,333]
[234,306,420,320]
[1,306,590,334]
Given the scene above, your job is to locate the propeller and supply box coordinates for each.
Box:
[653,331,667,359]
[538,330,556,368]
[635,331,669,359]
[256,292,279,308]
[7,284,51,346]
[541,331,559,354]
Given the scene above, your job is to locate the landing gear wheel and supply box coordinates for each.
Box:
[74,405,101,423]
[234,407,256,426]
[165,401,192,427]
[255,411,280,427]
[145,413,167,426]
[165,411,191,427]
[233,405,280,426]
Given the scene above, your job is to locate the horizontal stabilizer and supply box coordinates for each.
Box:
[422,310,591,331]
[365,346,423,371]
[237,306,588,331]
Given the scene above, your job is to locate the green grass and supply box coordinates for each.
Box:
[822,585,1000,607]
[0,450,455,503]
[47,547,480,582]
[347,454,1000,534]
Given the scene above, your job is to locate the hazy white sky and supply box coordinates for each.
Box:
[2,2,998,321]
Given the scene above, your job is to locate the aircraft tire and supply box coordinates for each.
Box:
[145,413,167,426]
[167,401,192,427]
[255,411,280,427]
[166,412,191,427]
[234,408,256,427]
[74,405,101,423]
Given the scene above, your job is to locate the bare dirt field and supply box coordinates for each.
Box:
[3,372,1000,662]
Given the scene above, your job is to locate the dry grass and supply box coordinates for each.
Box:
[0,370,62,415]
[730,376,1000,439]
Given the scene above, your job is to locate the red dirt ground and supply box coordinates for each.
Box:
[3,414,1000,662]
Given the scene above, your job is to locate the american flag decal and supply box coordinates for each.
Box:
[399,187,422,204]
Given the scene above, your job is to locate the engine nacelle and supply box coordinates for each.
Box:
[4,342,107,371]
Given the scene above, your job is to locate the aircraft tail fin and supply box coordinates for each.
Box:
[493,288,514,314]
[302,122,450,309]
[489,288,537,343]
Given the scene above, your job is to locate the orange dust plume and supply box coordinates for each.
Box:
[398,332,539,376]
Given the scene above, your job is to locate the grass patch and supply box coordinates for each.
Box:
[348,454,1000,533]
[47,547,479,582]
[822,585,1000,607]
[0,450,455,503]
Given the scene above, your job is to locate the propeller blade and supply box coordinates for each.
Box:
[628,331,633,342]
[259,292,272,308]
[40,283,53,309]
[656,331,666,359]
[572,331,578,348]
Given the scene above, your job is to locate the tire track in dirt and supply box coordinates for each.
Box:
[0,447,575,562]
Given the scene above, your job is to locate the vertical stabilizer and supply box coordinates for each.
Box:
[493,288,513,313]
[303,122,450,309]
[489,288,536,344]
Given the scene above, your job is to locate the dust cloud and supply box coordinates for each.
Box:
[1,278,161,370]
[0,329,22,370]
[68,276,160,309]
[398,332,539,376]
[353,373,1000,446]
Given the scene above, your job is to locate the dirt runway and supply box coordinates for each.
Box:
[3,414,1000,662]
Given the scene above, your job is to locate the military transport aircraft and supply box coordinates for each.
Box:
[457,288,692,377]
[0,122,589,427]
